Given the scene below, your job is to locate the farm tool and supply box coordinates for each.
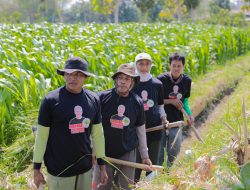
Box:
[106,157,164,171]
[181,108,205,143]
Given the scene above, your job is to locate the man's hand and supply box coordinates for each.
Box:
[34,169,46,188]
[99,165,108,186]
[170,99,183,110]
[142,158,152,171]
[161,117,170,135]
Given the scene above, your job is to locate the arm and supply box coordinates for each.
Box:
[91,123,108,185]
[159,104,169,133]
[164,99,183,110]
[136,124,152,169]
[91,123,106,164]
[183,98,194,126]
[33,125,49,188]
[183,98,192,115]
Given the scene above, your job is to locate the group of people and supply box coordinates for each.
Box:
[33,52,194,190]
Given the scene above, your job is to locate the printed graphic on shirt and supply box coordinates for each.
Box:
[110,105,130,129]
[141,90,154,111]
[169,85,183,100]
[69,105,90,134]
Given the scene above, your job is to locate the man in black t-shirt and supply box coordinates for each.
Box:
[33,57,108,190]
[133,53,169,182]
[158,52,194,167]
[93,64,152,190]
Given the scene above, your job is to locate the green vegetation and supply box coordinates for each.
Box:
[144,54,250,189]
[1,22,250,145]
[0,22,250,189]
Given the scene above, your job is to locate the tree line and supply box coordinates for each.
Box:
[0,0,249,26]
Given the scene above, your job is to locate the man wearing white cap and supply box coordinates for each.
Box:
[133,53,169,182]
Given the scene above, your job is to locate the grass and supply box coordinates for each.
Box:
[1,22,250,189]
[1,53,250,190]
[138,55,250,189]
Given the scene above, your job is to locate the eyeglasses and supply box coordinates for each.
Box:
[116,75,133,82]
[64,72,85,79]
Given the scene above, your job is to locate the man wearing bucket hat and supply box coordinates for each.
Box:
[133,53,169,182]
[92,63,152,190]
[33,56,108,190]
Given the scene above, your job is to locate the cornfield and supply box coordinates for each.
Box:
[0,22,250,171]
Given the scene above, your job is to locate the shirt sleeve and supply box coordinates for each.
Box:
[91,123,105,165]
[157,75,167,99]
[136,124,149,159]
[183,98,192,115]
[33,125,50,169]
[93,95,102,125]
[158,82,164,105]
[185,78,192,98]
[38,97,52,127]
[135,98,145,127]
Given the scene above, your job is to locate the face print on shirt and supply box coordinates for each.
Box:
[69,105,90,134]
[141,90,154,111]
[110,105,130,129]
[169,85,183,100]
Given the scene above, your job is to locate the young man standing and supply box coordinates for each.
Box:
[93,64,152,190]
[33,57,108,190]
[158,52,194,167]
[133,53,168,182]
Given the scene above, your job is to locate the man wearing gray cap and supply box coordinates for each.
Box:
[33,56,108,190]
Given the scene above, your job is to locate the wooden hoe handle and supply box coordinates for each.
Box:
[146,121,184,132]
[106,157,164,171]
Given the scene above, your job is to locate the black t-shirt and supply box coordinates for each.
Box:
[99,88,145,158]
[38,86,101,177]
[133,78,164,140]
[158,73,192,122]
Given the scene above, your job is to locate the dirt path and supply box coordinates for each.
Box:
[178,92,232,160]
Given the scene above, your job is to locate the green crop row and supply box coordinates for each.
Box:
[0,22,250,146]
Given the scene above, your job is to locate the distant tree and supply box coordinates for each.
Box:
[242,0,250,12]
[92,0,122,23]
[184,0,200,21]
[159,0,187,22]
[216,0,231,10]
[209,1,221,14]
[133,0,156,21]
[119,1,141,22]
[149,0,165,22]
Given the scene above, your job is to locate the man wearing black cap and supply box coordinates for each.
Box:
[92,63,152,190]
[33,56,108,190]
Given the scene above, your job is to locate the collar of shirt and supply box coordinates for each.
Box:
[138,72,152,82]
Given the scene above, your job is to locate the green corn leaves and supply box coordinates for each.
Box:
[0,22,250,146]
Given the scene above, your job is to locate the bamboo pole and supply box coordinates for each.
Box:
[146,121,184,132]
[106,157,164,171]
